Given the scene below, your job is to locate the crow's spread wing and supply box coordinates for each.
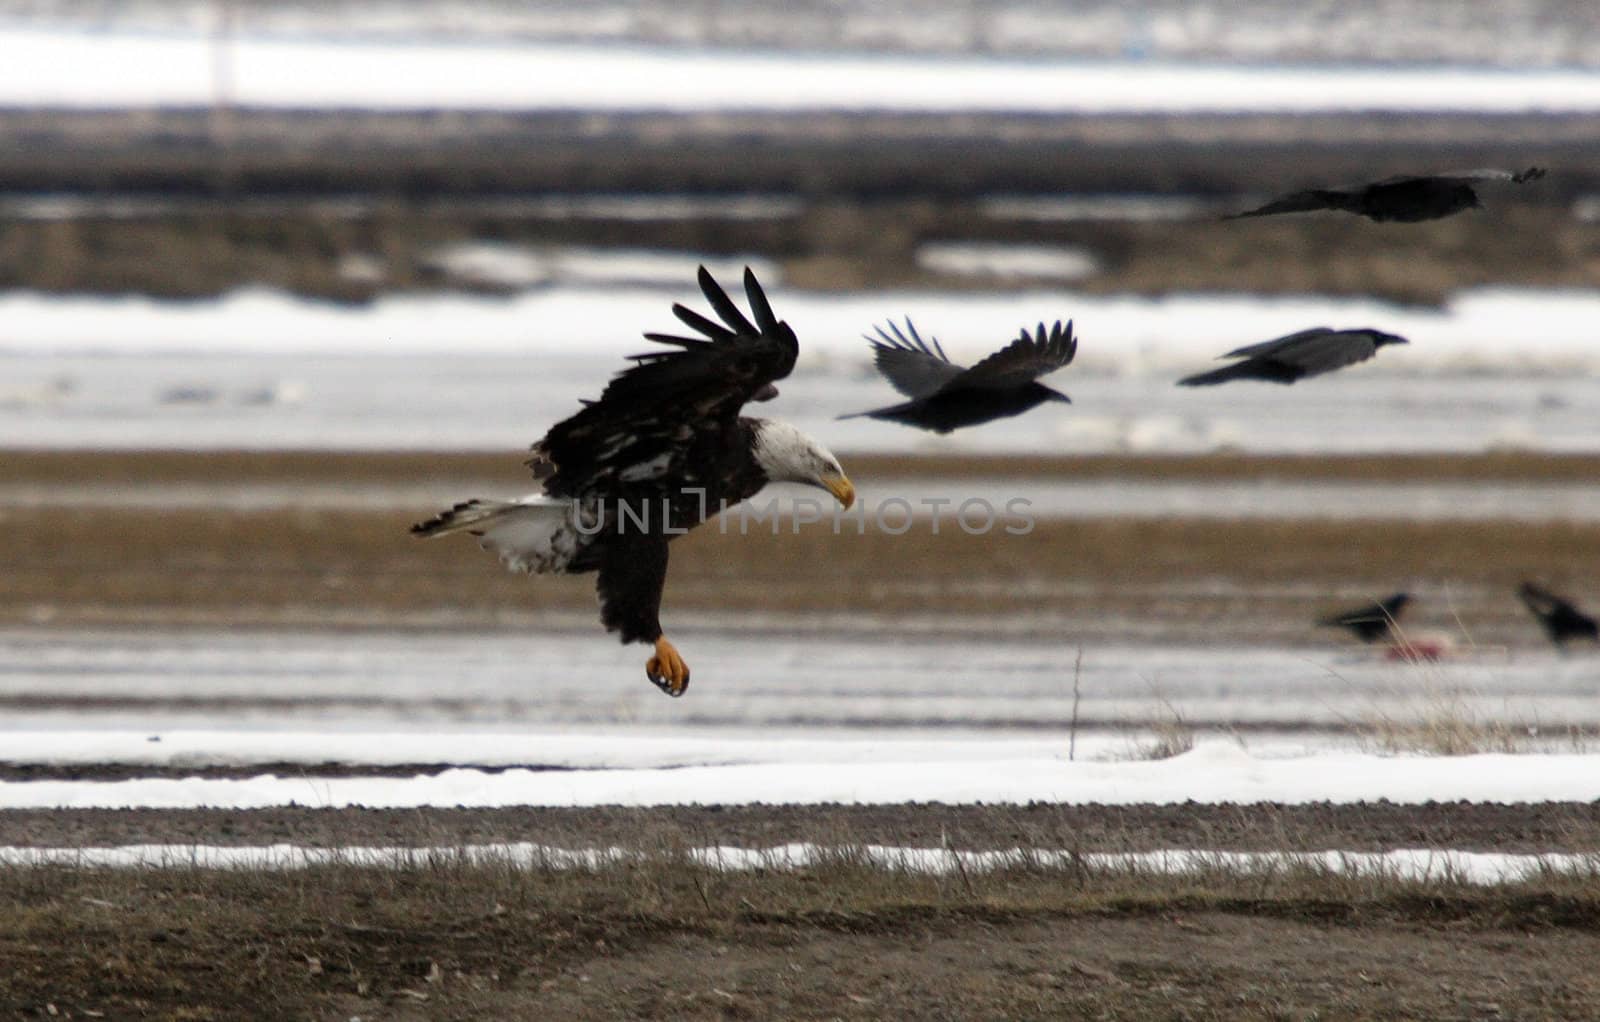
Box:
[866,318,966,398]
[1228,328,1384,375]
[1221,327,1339,359]
[945,321,1077,391]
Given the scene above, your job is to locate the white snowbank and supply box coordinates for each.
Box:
[5,285,1600,376]
[0,730,1080,772]
[7,743,1600,809]
[8,28,1600,113]
[2,842,1593,886]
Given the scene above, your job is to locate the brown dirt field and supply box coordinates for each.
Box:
[10,108,1597,199]
[4,457,1597,647]
[9,449,1600,1018]
[11,447,1600,486]
[3,197,1593,304]
[5,856,1600,1020]
[2,108,1597,303]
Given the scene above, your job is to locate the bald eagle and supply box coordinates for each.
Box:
[412,266,855,696]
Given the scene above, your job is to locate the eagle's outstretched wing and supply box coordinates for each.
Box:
[866,318,965,398]
[946,321,1077,391]
[530,266,797,498]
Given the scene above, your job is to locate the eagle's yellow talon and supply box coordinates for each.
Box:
[645,637,691,697]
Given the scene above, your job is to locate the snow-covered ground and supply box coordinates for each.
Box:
[3,620,1595,816]
[8,25,1600,112]
[6,742,1600,810]
[13,282,1598,365]
[5,284,1600,454]
[7,0,1599,70]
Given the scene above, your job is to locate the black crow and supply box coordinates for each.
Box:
[1517,582,1599,648]
[1319,592,1412,644]
[841,318,1076,434]
[1177,327,1407,387]
[1224,167,1546,223]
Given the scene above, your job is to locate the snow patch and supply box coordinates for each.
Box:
[9,28,1600,113]
[7,744,1600,809]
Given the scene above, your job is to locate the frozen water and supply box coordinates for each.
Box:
[1,625,1594,735]
[5,285,1600,455]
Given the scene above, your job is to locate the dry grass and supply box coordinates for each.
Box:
[14,801,1600,858]
[1356,680,1600,758]
[1363,700,1542,756]
[1134,716,1199,761]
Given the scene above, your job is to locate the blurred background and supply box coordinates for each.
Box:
[2,0,1599,743]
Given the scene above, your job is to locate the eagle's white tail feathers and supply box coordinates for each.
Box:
[413,496,579,574]
[412,499,516,538]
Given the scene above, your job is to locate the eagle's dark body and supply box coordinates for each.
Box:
[1319,592,1412,644]
[843,319,1077,434]
[534,417,771,644]
[414,266,851,695]
[1225,167,1546,223]
[1178,327,1408,387]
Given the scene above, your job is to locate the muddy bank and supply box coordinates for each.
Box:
[5,494,1597,646]
[6,801,1600,854]
[1,107,1594,302]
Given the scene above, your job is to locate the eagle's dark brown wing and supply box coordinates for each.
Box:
[530,266,798,498]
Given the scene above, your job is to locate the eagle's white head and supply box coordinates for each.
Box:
[750,419,855,508]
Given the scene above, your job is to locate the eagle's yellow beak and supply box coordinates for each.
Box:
[822,473,856,510]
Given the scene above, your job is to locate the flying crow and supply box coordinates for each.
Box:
[842,318,1077,434]
[1319,592,1412,644]
[1177,327,1407,387]
[1224,167,1546,223]
[1517,582,1599,648]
